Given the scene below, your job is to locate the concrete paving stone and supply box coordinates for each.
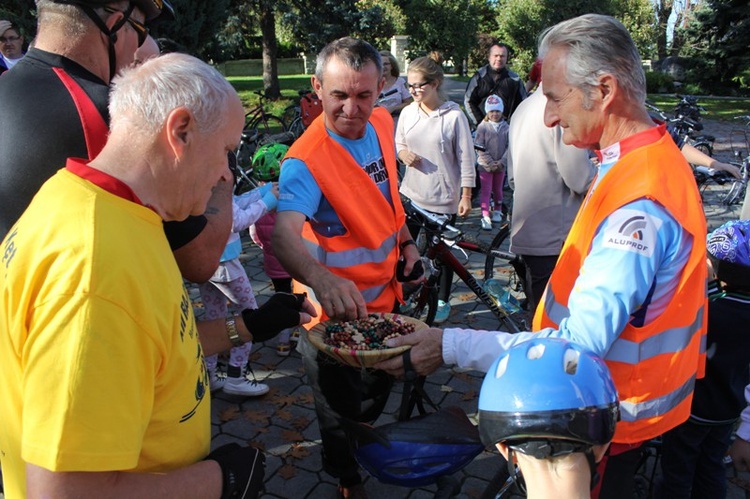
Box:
[264,464,331,498]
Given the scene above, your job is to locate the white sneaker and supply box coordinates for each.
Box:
[434,300,451,324]
[223,376,269,397]
[209,371,226,392]
[481,216,492,230]
[491,211,504,223]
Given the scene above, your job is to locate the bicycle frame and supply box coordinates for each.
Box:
[420,233,523,332]
[402,197,525,332]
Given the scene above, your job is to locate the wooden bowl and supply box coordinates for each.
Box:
[308,312,428,368]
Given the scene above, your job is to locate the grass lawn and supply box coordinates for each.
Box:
[228,75,313,117]
[647,94,750,122]
[227,75,750,125]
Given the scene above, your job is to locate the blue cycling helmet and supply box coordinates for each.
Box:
[351,406,484,487]
[707,220,750,289]
[478,338,619,455]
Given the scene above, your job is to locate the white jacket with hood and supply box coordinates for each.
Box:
[396,100,475,214]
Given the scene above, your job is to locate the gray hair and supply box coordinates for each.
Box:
[109,52,238,136]
[315,37,382,84]
[36,0,128,39]
[539,14,646,106]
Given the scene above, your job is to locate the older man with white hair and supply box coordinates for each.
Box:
[379,14,707,498]
[0,53,313,499]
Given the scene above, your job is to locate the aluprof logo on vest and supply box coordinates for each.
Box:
[602,208,663,257]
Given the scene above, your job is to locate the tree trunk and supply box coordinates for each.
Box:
[655,0,673,61]
[260,1,280,99]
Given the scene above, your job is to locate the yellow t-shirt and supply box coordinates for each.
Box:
[0,170,210,497]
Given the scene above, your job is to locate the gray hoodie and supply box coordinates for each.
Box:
[396,100,476,214]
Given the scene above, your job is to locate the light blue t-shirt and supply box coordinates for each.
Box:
[278,123,394,237]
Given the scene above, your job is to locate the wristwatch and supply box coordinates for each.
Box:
[225,317,243,347]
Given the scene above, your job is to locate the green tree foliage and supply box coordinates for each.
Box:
[492,0,656,79]
[152,0,232,61]
[402,0,484,75]
[1,0,36,41]
[281,0,398,54]
[677,0,750,95]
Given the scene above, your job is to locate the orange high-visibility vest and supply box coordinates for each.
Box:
[533,127,707,444]
[286,108,404,321]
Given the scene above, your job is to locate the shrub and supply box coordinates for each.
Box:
[645,71,674,94]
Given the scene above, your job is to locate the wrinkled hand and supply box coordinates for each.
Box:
[730,437,750,471]
[242,293,315,342]
[207,443,265,499]
[313,272,368,320]
[374,327,445,376]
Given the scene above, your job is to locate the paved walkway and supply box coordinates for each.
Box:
[188,170,750,498]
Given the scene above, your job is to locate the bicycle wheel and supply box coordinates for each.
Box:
[288,116,306,139]
[247,114,287,136]
[484,225,529,332]
[282,105,300,128]
[401,283,438,326]
[484,225,513,281]
[692,141,712,158]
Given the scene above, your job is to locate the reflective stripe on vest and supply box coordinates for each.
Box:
[302,233,397,269]
[620,375,696,423]
[606,307,705,364]
[544,287,706,365]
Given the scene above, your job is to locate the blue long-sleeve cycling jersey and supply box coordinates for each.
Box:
[443,148,693,371]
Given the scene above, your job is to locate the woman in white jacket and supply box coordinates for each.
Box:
[396,56,476,323]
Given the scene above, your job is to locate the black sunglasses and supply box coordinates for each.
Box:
[103,6,149,47]
[407,80,433,92]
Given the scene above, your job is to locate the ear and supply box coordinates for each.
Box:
[165,107,193,157]
[103,9,125,31]
[312,75,323,99]
[598,73,617,111]
[377,75,386,95]
[495,442,510,460]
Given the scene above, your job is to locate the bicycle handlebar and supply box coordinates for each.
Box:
[400,195,462,240]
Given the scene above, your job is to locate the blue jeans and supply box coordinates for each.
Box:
[658,419,733,498]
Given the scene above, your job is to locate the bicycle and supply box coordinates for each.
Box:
[243,90,287,136]
[399,196,528,332]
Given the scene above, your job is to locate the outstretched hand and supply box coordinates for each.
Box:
[374,327,445,377]
[242,293,316,342]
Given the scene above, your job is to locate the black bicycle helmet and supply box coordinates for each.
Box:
[478,338,619,455]
[707,220,750,290]
[348,406,484,487]
[51,0,174,22]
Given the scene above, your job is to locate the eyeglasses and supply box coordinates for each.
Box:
[103,7,149,47]
[407,81,432,92]
[0,35,20,43]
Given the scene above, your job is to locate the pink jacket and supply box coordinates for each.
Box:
[250,211,290,279]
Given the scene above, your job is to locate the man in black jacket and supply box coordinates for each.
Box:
[464,42,526,126]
